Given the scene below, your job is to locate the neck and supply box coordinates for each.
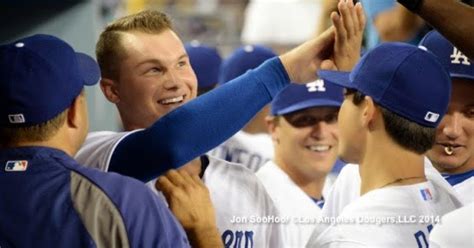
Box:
[359,134,426,195]
[274,159,326,199]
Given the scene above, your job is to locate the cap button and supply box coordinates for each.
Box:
[15,42,25,48]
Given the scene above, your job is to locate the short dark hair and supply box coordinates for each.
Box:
[345,89,435,154]
[0,109,68,147]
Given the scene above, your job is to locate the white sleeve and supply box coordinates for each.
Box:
[75,131,138,172]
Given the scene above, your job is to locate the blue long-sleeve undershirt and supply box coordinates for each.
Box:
[109,57,290,182]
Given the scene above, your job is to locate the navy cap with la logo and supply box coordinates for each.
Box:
[271,80,344,116]
[0,34,100,127]
[318,42,451,128]
[418,30,474,80]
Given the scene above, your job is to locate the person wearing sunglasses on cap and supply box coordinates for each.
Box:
[256,81,344,247]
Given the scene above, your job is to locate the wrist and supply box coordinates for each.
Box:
[397,0,424,13]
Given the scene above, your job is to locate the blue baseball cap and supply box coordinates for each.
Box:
[185,41,222,89]
[271,80,344,116]
[219,45,276,84]
[0,34,100,126]
[318,42,451,128]
[419,30,474,80]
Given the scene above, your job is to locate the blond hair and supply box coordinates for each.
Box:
[96,10,173,79]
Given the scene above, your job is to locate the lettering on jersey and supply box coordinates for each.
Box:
[215,146,269,172]
[414,224,433,248]
[222,230,254,248]
[8,114,25,124]
[424,111,439,123]
[450,47,471,65]
[5,160,28,172]
[420,188,433,201]
[306,80,326,92]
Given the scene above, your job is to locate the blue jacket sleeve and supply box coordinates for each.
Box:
[109,57,290,182]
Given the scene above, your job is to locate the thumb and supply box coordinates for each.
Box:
[320,59,338,71]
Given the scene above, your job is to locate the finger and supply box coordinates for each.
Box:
[178,169,198,188]
[320,59,338,71]
[156,176,174,195]
[191,173,207,188]
[331,11,346,43]
[348,0,360,36]
[164,169,187,188]
[355,2,366,32]
[339,0,355,38]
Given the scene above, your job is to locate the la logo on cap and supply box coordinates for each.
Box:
[450,47,470,65]
[306,79,326,92]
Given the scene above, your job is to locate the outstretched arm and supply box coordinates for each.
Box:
[398,0,474,58]
[109,24,337,182]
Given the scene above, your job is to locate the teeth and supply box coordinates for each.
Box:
[308,145,330,152]
[159,96,184,105]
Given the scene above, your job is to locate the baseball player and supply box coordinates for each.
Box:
[256,81,344,247]
[75,9,337,181]
[184,41,222,96]
[306,42,461,247]
[73,9,353,247]
[0,34,211,247]
[312,30,473,224]
[420,30,474,205]
[209,44,277,172]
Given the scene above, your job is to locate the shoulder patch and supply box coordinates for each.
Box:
[5,160,28,172]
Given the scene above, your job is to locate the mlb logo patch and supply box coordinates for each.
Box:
[5,160,28,172]
[420,188,433,201]
[424,111,439,123]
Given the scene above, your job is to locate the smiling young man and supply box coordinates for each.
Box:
[256,81,343,247]
[74,1,365,246]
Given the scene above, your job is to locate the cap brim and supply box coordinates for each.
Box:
[274,99,341,115]
[318,70,353,89]
[450,73,474,81]
[76,52,100,86]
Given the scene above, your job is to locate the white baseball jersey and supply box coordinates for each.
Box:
[75,131,138,171]
[306,158,464,247]
[319,158,462,219]
[443,170,474,205]
[429,202,474,248]
[307,180,460,248]
[256,160,329,247]
[76,132,283,248]
[208,131,274,172]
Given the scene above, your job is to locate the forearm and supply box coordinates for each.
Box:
[375,5,423,42]
[185,226,223,248]
[109,57,290,181]
[417,0,474,58]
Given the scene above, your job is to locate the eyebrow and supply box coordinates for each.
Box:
[135,54,188,69]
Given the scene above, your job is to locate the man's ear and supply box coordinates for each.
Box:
[362,96,378,131]
[100,78,120,103]
[67,95,81,129]
[266,116,280,143]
